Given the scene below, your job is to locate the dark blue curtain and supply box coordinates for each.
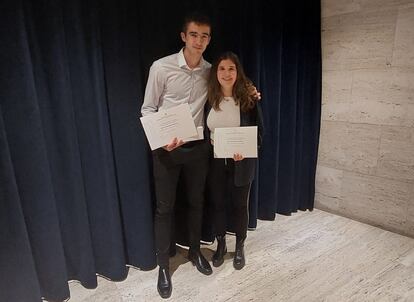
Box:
[0,0,321,301]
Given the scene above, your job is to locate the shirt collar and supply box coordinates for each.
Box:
[177,48,207,71]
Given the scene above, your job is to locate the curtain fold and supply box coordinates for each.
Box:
[1,0,156,300]
[0,0,321,300]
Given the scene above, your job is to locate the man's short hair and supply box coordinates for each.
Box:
[182,12,212,33]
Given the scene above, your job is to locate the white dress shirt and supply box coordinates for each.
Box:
[141,48,211,128]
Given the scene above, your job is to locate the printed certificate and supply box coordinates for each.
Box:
[140,104,198,150]
[213,126,257,158]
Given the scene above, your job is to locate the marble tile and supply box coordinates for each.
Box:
[322,28,395,71]
[377,136,414,181]
[339,262,414,301]
[322,8,398,70]
[320,0,414,248]
[361,0,414,11]
[348,68,414,126]
[322,70,353,104]
[351,68,414,105]
[67,210,414,302]
[115,268,157,301]
[348,100,407,126]
[314,192,342,213]
[318,121,381,175]
[316,166,343,197]
[321,70,353,121]
[228,223,364,301]
[321,0,361,18]
[407,187,414,236]
[398,247,414,267]
[249,211,334,253]
[323,7,397,31]
[315,165,344,211]
[227,214,413,302]
[321,101,351,122]
[392,6,414,68]
[380,125,413,141]
[294,230,414,301]
[341,171,411,233]
[329,229,414,276]
[404,103,414,127]
[68,277,122,302]
[318,121,349,167]
[68,281,96,302]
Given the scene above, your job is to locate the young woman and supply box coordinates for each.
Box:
[206,52,263,269]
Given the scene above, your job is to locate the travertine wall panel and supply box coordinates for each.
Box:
[315,166,344,211]
[317,0,414,238]
[406,104,414,127]
[348,100,406,126]
[408,187,414,234]
[322,9,397,70]
[377,133,414,181]
[322,71,353,104]
[351,69,414,105]
[318,122,381,174]
[361,0,414,11]
[341,172,411,233]
[321,70,353,121]
[322,0,361,18]
[392,6,414,68]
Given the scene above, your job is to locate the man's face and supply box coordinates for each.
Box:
[181,22,211,55]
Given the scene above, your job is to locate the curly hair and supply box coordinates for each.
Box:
[208,52,255,112]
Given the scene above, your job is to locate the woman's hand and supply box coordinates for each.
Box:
[247,82,261,101]
[233,153,244,161]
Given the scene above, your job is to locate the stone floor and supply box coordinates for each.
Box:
[67,209,414,301]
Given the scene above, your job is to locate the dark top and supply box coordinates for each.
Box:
[205,101,264,186]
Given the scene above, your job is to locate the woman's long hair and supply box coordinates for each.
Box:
[208,52,255,112]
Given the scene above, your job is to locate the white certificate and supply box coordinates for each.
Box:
[140,103,198,150]
[213,126,257,158]
[183,126,204,142]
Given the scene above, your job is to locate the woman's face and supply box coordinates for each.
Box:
[217,59,237,90]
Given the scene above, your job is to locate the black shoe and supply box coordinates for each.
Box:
[212,235,227,267]
[233,238,245,270]
[188,249,213,275]
[157,267,172,299]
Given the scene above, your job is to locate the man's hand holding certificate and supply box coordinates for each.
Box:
[213,126,258,158]
[140,104,200,150]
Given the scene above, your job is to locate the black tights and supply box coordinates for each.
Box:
[208,158,250,240]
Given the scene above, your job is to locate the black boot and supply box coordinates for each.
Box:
[212,235,227,267]
[157,267,172,299]
[188,249,213,275]
[233,238,245,270]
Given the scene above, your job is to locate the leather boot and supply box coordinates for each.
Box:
[212,235,227,267]
[157,266,172,299]
[233,238,245,270]
[188,249,213,275]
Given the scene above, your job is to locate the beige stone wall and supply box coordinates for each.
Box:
[317,0,414,237]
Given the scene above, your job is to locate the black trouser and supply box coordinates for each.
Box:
[208,158,251,240]
[152,142,209,267]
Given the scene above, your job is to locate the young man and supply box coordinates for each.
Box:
[141,13,213,299]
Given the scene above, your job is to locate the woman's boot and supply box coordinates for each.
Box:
[233,237,245,270]
[212,235,227,267]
